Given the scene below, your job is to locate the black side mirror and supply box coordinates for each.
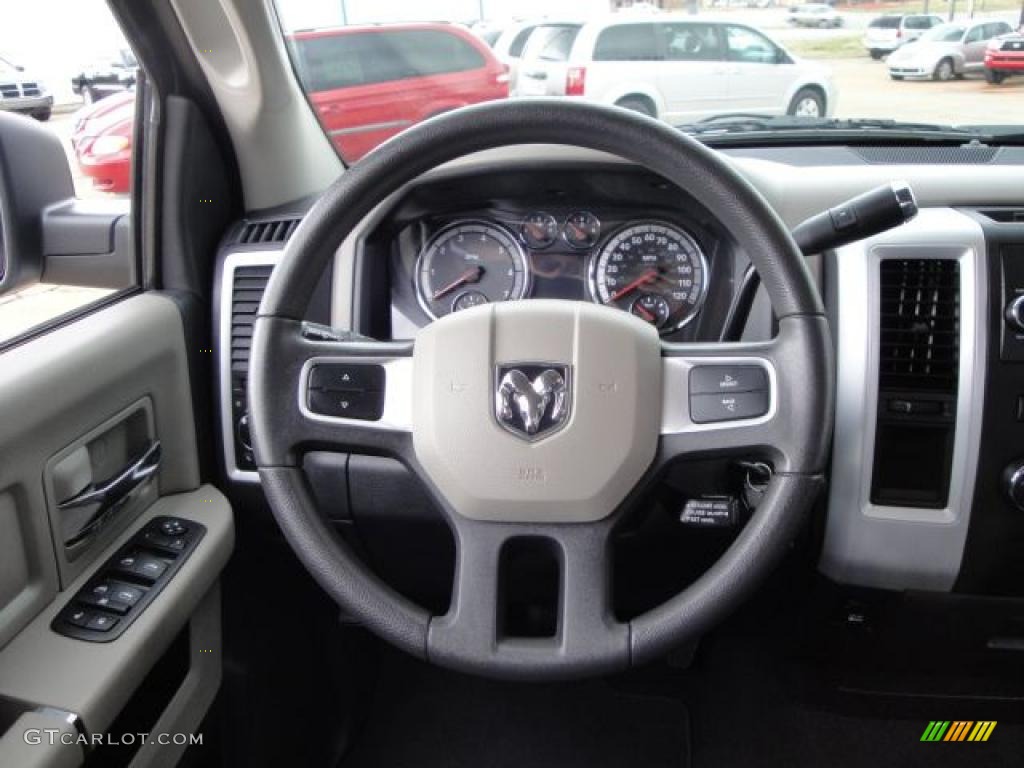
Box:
[0,113,75,295]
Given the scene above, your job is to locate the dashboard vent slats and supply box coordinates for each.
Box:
[237,218,300,246]
[230,265,273,374]
[878,259,960,393]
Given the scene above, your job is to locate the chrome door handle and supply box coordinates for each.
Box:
[59,441,161,546]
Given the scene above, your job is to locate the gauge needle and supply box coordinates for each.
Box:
[607,269,658,303]
[432,265,483,301]
[633,303,656,322]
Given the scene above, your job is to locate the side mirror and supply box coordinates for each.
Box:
[0,113,76,296]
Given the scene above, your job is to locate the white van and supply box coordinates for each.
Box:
[516,16,836,123]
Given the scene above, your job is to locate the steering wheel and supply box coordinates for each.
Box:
[249,101,833,681]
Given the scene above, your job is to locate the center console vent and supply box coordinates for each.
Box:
[230,265,273,375]
[236,217,300,246]
[872,258,960,509]
[878,259,960,393]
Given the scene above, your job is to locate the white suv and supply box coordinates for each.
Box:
[862,14,943,59]
[516,16,836,122]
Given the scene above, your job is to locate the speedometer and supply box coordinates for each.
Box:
[415,221,530,319]
[589,222,708,333]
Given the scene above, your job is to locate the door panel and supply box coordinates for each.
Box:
[0,293,233,766]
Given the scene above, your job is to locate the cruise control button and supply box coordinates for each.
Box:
[689,365,767,395]
[308,388,384,421]
[690,391,769,424]
[309,364,384,393]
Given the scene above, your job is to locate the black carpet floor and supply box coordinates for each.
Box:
[341,648,690,768]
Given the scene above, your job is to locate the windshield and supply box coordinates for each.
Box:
[921,24,966,42]
[272,1,1024,164]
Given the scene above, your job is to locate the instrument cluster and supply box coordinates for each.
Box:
[413,210,710,335]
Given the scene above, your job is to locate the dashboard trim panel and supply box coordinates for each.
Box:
[820,208,988,591]
[219,251,282,484]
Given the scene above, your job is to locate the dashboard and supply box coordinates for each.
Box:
[215,145,1024,603]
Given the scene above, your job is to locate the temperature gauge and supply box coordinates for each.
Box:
[520,212,559,249]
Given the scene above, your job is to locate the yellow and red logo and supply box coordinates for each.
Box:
[921,721,997,742]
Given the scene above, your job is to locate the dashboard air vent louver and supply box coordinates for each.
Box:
[237,218,300,246]
[230,265,273,374]
[878,259,960,393]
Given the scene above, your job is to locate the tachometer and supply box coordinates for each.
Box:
[416,221,530,319]
[589,222,708,333]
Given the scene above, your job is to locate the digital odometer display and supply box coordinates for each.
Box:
[589,222,708,333]
[415,221,530,319]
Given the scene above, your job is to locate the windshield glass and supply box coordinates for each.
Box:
[921,23,966,42]
[272,0,1024,164]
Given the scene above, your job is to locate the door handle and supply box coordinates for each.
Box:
[59,441,161,546]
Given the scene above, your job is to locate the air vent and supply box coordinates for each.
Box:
[878,259,960,393]
[978,209,1024,224]
[230,265,273,374]
[237,218,300,246]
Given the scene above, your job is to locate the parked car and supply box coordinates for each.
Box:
[516,16,836,122]
[70,89,134,194]
[984,31,1024,84]
[0,55,52,121]
[862,14,944,59]
[71,48,138,104]
[787,4,842,29]
[491,19,582,96]
[288,23,510,163]
[887,20,1014,81]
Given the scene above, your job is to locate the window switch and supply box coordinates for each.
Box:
[62,607,92,629]
[85,614,119,632]
[115,551,170,583]
[79,583,131,615]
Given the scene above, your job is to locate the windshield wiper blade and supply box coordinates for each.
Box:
[680,115,982,139]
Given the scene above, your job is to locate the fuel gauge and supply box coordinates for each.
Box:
[563,211,601,250]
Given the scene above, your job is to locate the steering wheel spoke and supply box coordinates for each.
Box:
[659,315,832,474]
[428,519,629,680]
[249,316,413,467]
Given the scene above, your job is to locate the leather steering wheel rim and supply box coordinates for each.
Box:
[249,100,833,680]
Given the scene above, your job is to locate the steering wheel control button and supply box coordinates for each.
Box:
[309,388,384,420]
[690,390,769,424]
[308,363,386,421]
[310,363,384,393]
[680,497,739,528]
[689,365,767,396]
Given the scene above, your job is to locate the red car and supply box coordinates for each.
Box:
[289,23,509,162]
[985,31,1024,84]
[71,24,509,191]
[71,89,134,194]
